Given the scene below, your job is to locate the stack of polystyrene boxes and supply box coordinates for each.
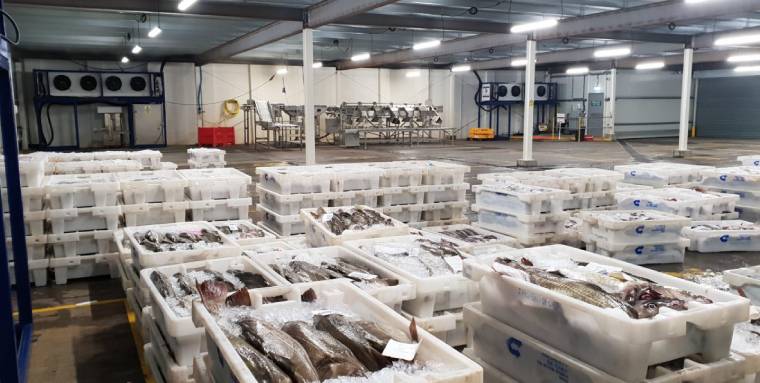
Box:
[461,245,752,383]
[701,166,760,223]
[117,170,189,227]
[580,209,691,265]
[256,161,470,236]
[616,187,739,220]
[614,162,715,188]
[1,154,48,286]
[471,181,571,247]
[178,168,253,222]
[44,172,122,284]
[186,148,225,169]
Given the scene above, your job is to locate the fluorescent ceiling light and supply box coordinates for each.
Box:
[635,61,665,70]
[511,58,528,67]
[131,44,142,54]
[312,62,323,68]
[727,53,760,63]
[121,56,130,64]
[685,0,712,3]
[276,67,288,75]
[177,0,197,11]
[451,64,471,73]
[566,66,589,75]
[351,52,370,62]
[406,70,421,78]
[148,26,162,38]
[511,19,558,34]
[715,33,760,47]
[413,40,441,50]
[594,46,631,58]
[735,65,760,72]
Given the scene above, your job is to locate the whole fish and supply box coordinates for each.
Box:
[173,272,197,296]
[198,280,230,313]
[353,320,410,352]
[228,269,271,289]
[226,288,252,307]
[239,318,320,383]
[150,271,175,298]
[208,270,238,290]
[228,335,292,383]
[314,314,390,371]
[281,321,367,380]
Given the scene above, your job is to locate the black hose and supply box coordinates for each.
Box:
[473,70,497,113]
[44,104,55,146]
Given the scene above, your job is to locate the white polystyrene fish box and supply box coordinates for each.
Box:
[128,150,162,170]
[50,252,117,285]
[328,164,383,192]
[579,209,690,245]
[251,246,416,308]
[45,205,122,234]
[615,187,739,219]
[92,150,130,161]
[364,161,425,187]
[472,183,570,216]
[738,155,760,167]
[614,162,714,187]
[464,303,752,383]
[210,220,277,246]
[616,182,654,193]
[179,168,252,201]
[420,161,470,186]
[123,201,189,227]
[464,245,750,382]
[0,186,45,212]
[544,167,623,192]
[187,148,225,163]
[723,266,760,306]
[5,234,47,261]
[584,235,689,265]
[45,151,94,162]
[0,154,46,187]
[144,314,195,379]
[256,185,332,215]
[189,198,252,222]
[141,256,286,366]
[117,170,188,204]
[421,223,519,251]
[256,165,332,195]
[343,233,479,318]
[45,173,120,209]
[681,220,760,253]
[191,280,483,383]
[9,258,49,287]
[48,230,117,258]
[257,204,305,236]
[4,210,45,236]
[703,185,760,208]
[124,221,242,269]
[301,205,409,247]
[703,166,760,191]
[241,240,295,257]
[472,204,568,238]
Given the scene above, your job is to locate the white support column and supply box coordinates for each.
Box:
[676,47,693,158]
[518,39,537,167]
[608,68,617,138]
[302,28,316,165]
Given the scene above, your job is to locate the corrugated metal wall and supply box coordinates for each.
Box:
[696,76,760,138]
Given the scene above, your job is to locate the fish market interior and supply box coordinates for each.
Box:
[5,0,760,382]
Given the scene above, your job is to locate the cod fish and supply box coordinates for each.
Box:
[239,318,320,383]
[314,314,390,371]
[354,320,410,352]
[282,321,367,380]
[229,335,292,383]
[228,269,271,289]
[150,271,175,298]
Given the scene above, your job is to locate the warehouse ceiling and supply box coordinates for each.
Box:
[6,0,760,69]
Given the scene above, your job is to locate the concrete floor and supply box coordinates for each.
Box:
[24,137,760,383]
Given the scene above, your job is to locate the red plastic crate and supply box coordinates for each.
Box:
[198,127,235,147]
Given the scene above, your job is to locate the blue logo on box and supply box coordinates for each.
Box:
[720,235,730,243]
[630,171,637,177]
[635,226,645,234]
[506,337,522,358]
[720,175,727,181]
[635,246,644,255]
[633,200,641,207]
[754,160,760,166]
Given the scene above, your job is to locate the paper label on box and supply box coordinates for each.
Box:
[228,224,239,232]
[382,340,420,361]
[321,213,334,223]
[444,256,463,273]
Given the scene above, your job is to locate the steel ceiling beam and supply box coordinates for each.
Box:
[337,0,760,69]
[582,31,693,44]
[197,0,397,64]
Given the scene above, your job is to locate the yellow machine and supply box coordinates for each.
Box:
[469,127,495,140]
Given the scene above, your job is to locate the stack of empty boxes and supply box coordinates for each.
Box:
[256,161,470,236]
[701,166,760,223]
[118,170,189,227]
[615,187,739,220]
[1,154,48,285]
[43,150,164,175]
[44,172,121,284]
[580,210,691,264]
[187,148,225,169]
[472,182,571,246]
[614,162,715,188]
[178,168,253,222]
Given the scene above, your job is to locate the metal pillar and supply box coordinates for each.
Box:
[302,28,316,165]
[608,68,617,137]
[518,39,537,167]
[676,47,693,157]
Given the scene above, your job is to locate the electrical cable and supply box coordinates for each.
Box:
[473,71,498,113]
[0,9,20,45]
[44,104,55,147]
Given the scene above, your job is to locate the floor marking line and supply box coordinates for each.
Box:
[13,298,126,316]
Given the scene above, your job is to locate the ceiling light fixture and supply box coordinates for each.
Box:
[351,52,371,62]
[727,53,760,63]
[148,26,162,38]
[131,44,142,54]
[735,65,760,72]
[413,40,441,50]
[312,62,323,68]
[510,18,558,34]
[451,64,471,72]
[635,61,666,70]
[511,58,528,67]
[406,70,421,78]
[177,0,197,11]
[594,46,631,58]
[566,66,589,75]
[685,0,712,3]
[276,67,288,75]
[121,56,130,64]
[715,33,760,46]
